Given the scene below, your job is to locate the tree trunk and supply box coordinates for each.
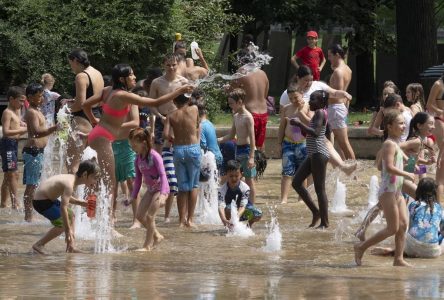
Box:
[396,0,438,96]
[355,51,376,109]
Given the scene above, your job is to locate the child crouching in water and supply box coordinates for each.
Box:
[354,110,415,266]
[218,160,262,228]
[32,159,100,254]
[129,128,169,251]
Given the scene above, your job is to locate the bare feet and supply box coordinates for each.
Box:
[154,233,164,246]
[129,221,142,229]
[135,247,152,252]
[316,224,328,229]
[308,214,320,228]
[280,199,288,204]
[393,258,412,267]
[342,161,358,176]
[354,228,366,242]
[67,248,86,254]
[354,243,364,266]
[179,221,186,228]
[164,217,170,224]
[370,247,394,256]
[32,244,47,255]
[186,221,197,228]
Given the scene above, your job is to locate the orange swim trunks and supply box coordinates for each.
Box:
[252,112,268,148]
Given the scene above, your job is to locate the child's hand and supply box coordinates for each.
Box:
[20,121,27,127]
[248,157,255,169]
[405,172,415,182]
[289,117,301,126]
[65,231,75,252]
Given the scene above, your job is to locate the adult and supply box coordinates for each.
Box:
[82,64,191,213]
[327,44,355,160]
[231,52,269,152]
[174,41,209,81]
[65,49,104,174]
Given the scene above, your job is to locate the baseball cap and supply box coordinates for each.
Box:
[306,31,318,38]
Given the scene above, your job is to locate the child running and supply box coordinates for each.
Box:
[290,90,330,229]
[1,86,27,209]
[128,128,169,251]
[32,159,100,254]
[354,110,415,266]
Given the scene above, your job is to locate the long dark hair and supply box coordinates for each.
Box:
[68,49,90,67]
[111,64,132,90]
[414,177,438,217]
[406,112,431,140]
[297,65,312,79]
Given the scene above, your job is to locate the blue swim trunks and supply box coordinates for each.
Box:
[33,199,73,227]
[112,139,136,182]
[235,144,256,178]
[23,147,44,185]
[281,139,307,176]
[173,144,201,192]
[0,137,18,172]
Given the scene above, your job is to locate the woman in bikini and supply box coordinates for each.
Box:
[82,63,192,205]
[66,49,104,174]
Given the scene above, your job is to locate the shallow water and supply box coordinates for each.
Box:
[1,160,444,299]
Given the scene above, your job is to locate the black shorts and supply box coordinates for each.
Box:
[0,137,18,172]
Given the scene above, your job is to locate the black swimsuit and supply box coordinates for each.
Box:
[71,71,102,120]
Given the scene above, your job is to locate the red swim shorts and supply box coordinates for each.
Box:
[252,112,268,148]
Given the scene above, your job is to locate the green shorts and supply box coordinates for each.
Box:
[51,207,73,227]
[112,139,136,182]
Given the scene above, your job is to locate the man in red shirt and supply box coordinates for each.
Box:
[290,31,326,81]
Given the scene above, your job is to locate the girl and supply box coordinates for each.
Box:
[128,128,170,251]
[290,90,330,228]
[406,83,425,116]
[354,110,415,266]
[367,81,399,137]
[371,178,444,258]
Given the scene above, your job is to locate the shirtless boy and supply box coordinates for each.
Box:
[163,94,201,227]
[32,159,100,254]
[1,86,27,209]
[218,89,257,204]
[149,53,188,221]
[174,41,209,81]
[327,44,355,160]
[277,87,311,204]
[231,52,269,151]
[23,83,58,222]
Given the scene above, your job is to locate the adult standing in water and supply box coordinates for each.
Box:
[327,44,355,160]
[65,49,104,174]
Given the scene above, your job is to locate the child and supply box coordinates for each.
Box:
[41,73,61,126]
[277,87,310,204]
[164,94,201,227]
[1,86,28,209]
[23,83,58,222]
[367,82,399,137]
[405,83,425,116]
[290,90,330,228]
[218,89,257,204]
[371,178,444,258]
[354,110,415,266]
[218,160,262,227]
[32,159,100,254]
[128,128,169,251]
[290,31,326,81]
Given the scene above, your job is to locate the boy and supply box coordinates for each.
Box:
[218,89,257,203]
[218,160,262,227]
[290,31,326,81]
[163,94,201,227]
[23,83,58,222]
[277,87,311,204]
[1,86,28,209]
[32,159,100,254]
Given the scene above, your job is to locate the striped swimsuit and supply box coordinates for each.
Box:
[306,110,329,158]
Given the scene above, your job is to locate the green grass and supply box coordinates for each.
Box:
[212,112,372,126]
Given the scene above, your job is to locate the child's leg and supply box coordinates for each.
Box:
[33,226,64,254]
[311,153,329,228]
[8,171,20,209]
[164,194,174,222]
[393,196,411,266]
[292,158,319,227]
[126,178,141,228]
[355,204,381,241]
[186,188,199,227]
[280,176,293,204]
[145,192,164,249]
[402,180,417,199]
[1,175,9,208]
[354,192,400,266]
[23,185,37,222]
[326,139,357,176]
[245,177,256,204]
[177,192,188,227]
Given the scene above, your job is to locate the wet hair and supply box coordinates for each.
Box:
[7,86,25,100]
[103,75,112,87]
[296,65,312,79]
[111,64,132,90]
[328,44,346,59]
[406,83,425,107]
[225,160,242,173]
[190,97,206,117]
[382,109,402,137]
[174,40,187,52]
[25,82,44,97]
[309,90,329,108]
[129,127,152,160]
[68,49,90,67]
[174,93,190,107]
[413,177,438,217]
[383,93,402,108]
[41,73,55,87]
[407,112,431,140]
[228,88,246,102]
[163,53,178,64]
[76,158,100,178]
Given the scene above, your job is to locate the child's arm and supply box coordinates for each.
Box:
[26,110,57,138]
[1,111,27,137]
[218,206,231,227]
[382,140,415,181]
[162,114,174,142]
[68,196,88,207]
[130,157,142,203]
[194,48,209,71]
[68,73,89,112]
[218,121,236,144]
[290,109,324,136]
[247,115,256,168]
[368,110,384,137]
[318,53,326,72]
[121,105,139,131]
[152,151,170,196]
[290,54,300,69]
[277,108,287,155]
[297,103,311,125]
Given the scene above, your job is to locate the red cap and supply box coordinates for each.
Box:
[306,31,318,38]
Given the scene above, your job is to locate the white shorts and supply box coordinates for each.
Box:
[327,103,348,130]
[404,233,442,258]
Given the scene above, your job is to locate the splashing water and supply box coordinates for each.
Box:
[262,206,282,252]
[94,178,115,253]
[226,200,254,238]
[367,175,379,208]
[330,179,353,216]
[195,151,220,224]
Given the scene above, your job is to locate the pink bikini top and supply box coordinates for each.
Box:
[101,90,130,118]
